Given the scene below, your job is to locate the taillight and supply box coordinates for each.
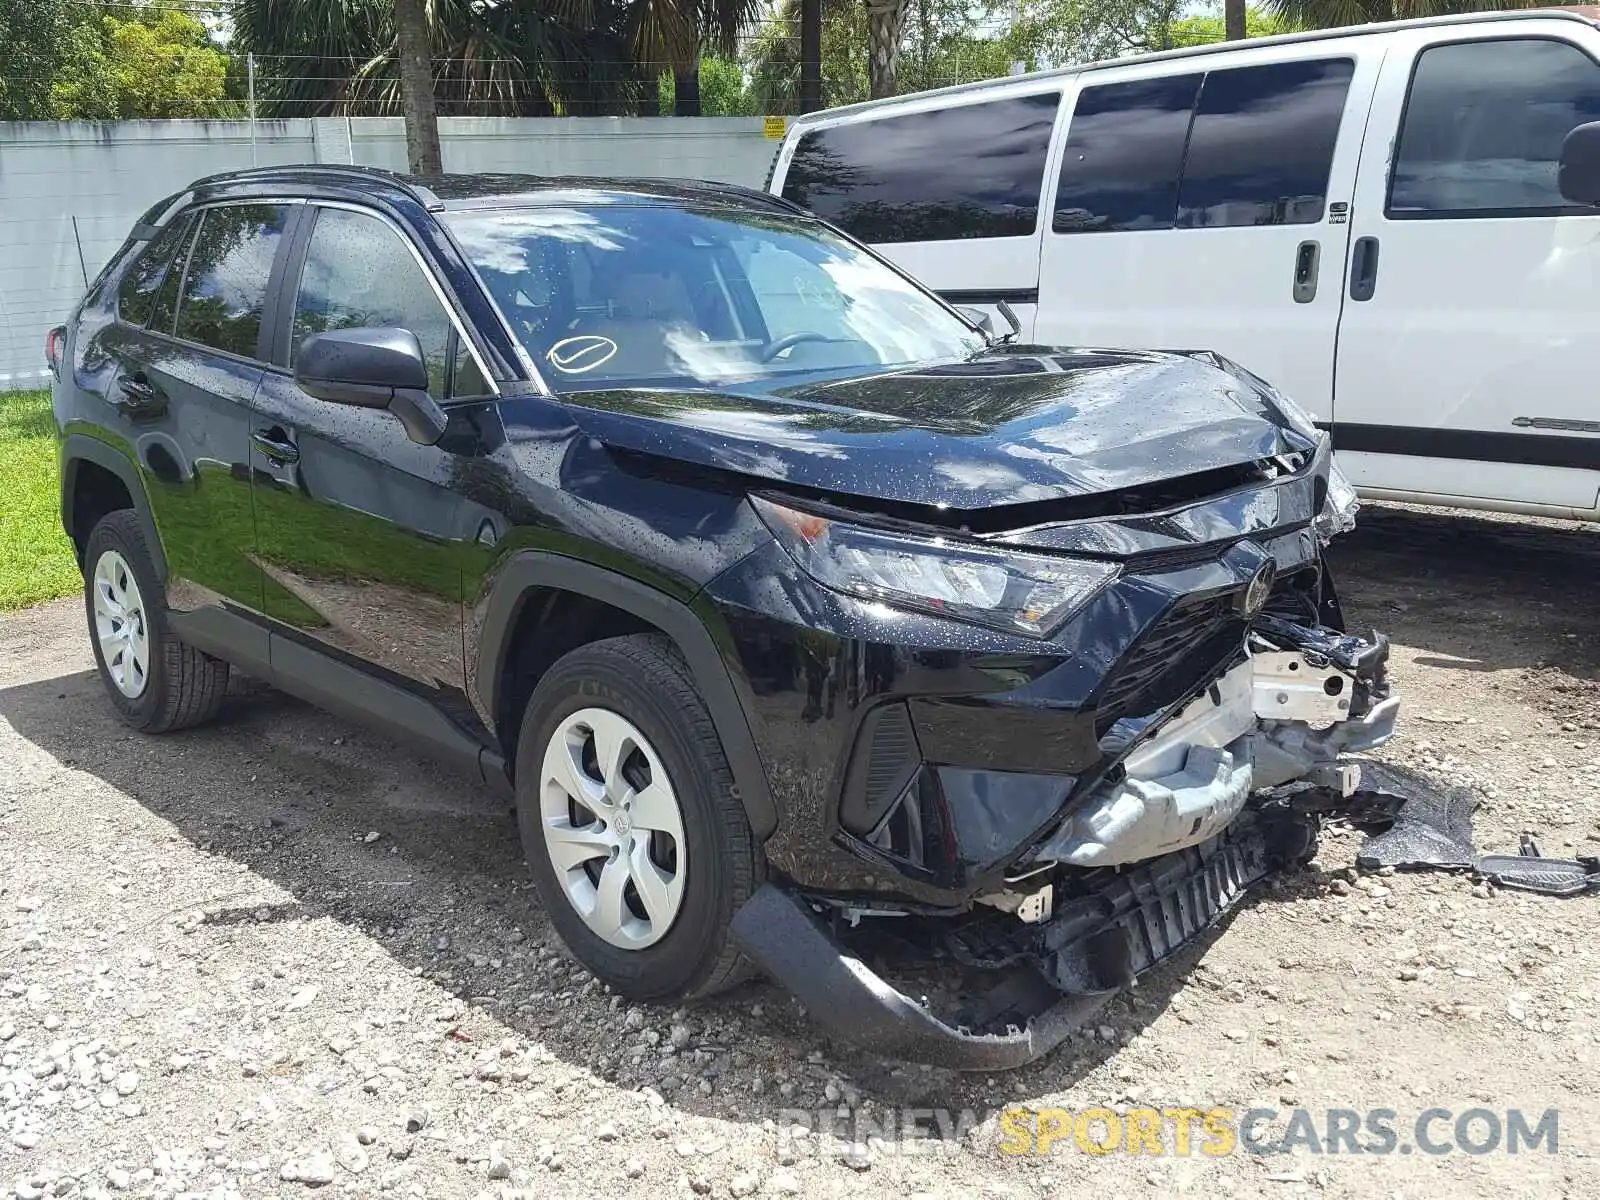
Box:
[45,326,65,377]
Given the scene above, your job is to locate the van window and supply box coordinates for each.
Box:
[781,93,1062,243]
[1177,59,1353,228]
[1053,74,1201,233]
[1390,38,1600,218]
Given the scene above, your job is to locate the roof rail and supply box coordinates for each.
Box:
[681,177,808,215]
[187,163,444,210]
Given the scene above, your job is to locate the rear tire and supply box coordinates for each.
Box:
[82,511,229,733]
[515,634,762,1000]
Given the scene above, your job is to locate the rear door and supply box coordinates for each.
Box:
[1035,40,1382,416]
[776,88,1063,338]
[95,201,294,653]
[1332,23,1600,513]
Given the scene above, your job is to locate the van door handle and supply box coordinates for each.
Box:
[1350,236,1380,302]
[1292,240,1320,303]
[251,428,300,465]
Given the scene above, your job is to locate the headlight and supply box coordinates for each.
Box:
[1262,385,1323,444]
[1250,382,1359,541]
[753,497,1119,638]
[1316,454,1361,541]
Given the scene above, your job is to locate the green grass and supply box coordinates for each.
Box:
[0,390,79,611]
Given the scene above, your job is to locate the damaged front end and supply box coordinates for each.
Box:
[733,617,1397,1069]
[730,583,1400,1070]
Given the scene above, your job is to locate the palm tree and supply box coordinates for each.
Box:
[1225,0,1245,39]
[864,0,910,99]
[633,0,765,115]
[1265,0,1540,26]
[394,0,440,173]
[233,0,646,118]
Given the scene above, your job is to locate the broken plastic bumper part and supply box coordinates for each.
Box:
[730,804,1319,1070]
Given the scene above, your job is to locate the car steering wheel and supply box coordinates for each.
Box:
[760,331,837,362]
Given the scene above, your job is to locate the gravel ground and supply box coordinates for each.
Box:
[2,503,1597,1200]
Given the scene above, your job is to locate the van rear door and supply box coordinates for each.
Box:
[772,87,1063,338]
[1332,22,1600,515]
[1033,39,1384,418]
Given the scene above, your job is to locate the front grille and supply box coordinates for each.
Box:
[1092,593,1245,734]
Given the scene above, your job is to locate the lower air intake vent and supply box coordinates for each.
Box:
[840,703,921,835]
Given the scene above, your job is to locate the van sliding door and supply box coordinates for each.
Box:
[1035,43,1383,419]
[777,90,1063,339]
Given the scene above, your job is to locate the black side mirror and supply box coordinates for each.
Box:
[1558,120,1600,206]
[295,327,448,446]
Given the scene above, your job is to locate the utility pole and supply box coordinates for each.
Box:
[394,0,442,175]
[247,52,257,166]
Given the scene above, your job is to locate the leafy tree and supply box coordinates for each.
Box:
[102,8,231,118]
[0,1,231,120]
[1169,6,1295,46]
[748,0,1044,112]
[1266,0,1540,27]
[657,53,752,115]
[0,0,99,119]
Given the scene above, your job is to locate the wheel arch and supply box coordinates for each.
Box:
[60,435,167,581]
[476,553,777,842]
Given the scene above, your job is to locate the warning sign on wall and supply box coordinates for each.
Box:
[762,117,787,139]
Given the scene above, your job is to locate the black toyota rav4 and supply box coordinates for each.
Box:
[51,165,1395,1068]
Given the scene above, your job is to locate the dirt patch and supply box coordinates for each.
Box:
[1,504,1596,1199]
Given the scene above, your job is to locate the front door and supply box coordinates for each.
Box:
[1035,41,1382,417]
[249,202,492,715]
[1332,24,1600,513]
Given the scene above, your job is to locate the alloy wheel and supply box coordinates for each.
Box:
[92,549,150,699]
[538,707,688,949]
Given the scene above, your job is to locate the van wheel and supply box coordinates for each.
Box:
[82,511,228,732]
[515,634,762,1000]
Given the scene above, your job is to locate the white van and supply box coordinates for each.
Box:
[767,10,1600,523]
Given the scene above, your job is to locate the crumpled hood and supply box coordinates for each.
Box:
[557,347,1303,512]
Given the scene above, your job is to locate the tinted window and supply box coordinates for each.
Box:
[148,218,199,335]
[1177,59,1353,228]
[782,92,1062,243]
[1054,74,1200,233]
[117,215,192,327]
[451,334,489,397]
[1390,39,1600,217]
[292,207,457,397]
[172,204,291,358]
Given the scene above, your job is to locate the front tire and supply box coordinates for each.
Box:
[515,634,762,1000]
[82,511,229,733]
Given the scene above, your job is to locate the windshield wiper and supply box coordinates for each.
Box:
[994,299,1022,344]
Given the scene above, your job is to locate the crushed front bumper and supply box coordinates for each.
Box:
[730,802,1319,1070]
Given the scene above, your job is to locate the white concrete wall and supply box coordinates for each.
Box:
[0,116,781,389]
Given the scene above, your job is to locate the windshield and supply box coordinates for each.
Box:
[444,202,986,391]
